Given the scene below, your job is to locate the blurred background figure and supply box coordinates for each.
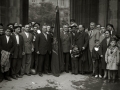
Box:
[96,24,101,31]
[0,23,4,35]
[99,27,106,43]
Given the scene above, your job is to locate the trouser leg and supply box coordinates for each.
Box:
[21,55,26,75]
[25,54,31,74]
[38,55,44,73]
[44,52,49,73]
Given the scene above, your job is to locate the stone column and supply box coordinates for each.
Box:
[98,0,108,27]
[107,0,118,31]
[117,0,120,34]
[9,0,22,24]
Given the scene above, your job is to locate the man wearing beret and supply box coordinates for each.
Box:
[11,26,24,79]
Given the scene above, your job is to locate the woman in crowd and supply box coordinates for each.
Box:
[100,30,111,79]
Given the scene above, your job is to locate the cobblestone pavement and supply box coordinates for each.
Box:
[0,73,120,90]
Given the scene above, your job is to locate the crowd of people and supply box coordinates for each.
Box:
[0,19,120,84]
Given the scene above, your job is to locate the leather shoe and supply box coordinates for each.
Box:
[26,73,31,76]
[39,73,43,77]
[5,77,12,81]
[16,74,22,78]
[45,72,51,75]
[12,75,18,80]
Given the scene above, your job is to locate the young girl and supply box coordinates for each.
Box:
[105,38,119,83]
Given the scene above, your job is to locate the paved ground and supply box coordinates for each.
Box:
[0,73,120,90]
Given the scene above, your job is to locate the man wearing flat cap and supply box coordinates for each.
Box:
[11,26,24,79]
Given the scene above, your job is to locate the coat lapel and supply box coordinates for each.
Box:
[75,32,83,40]
[4,36,7,44]
[42,33,47,41]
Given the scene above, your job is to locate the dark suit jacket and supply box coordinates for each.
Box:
[36,33,52,55]
[11,33,24,58]
[0,35,14,54]
[60,32,71,53]
[100,37,111,69]
[75,31,89,51]
[20,32,33,54]
[92,46,102,60]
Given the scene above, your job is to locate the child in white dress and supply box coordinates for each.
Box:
[105,38,119,83]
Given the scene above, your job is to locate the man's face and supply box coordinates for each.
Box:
[105,31,110,38]
[107,25,112,31]
[95,41,100,46]
[47,26,51,32]
[63,25,69,32]
[101,27,105,33]
[34,24,40,29]
[5,29,11,36]
[90,23,95,30]
[42,26,47,33]
[71,27,76,33]
[33,27,37,33]
[79,25,84,32]
[25,25,30,32]
[96,25,101,30]
[15,27,20,34]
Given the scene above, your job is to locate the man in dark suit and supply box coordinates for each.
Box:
[0,27,14,81]
[36,25,52,77]
[61,25,72,73]
[11,26,23,79]
[74,25,89,74]
[31,26,39,73]
[20,24,33,76]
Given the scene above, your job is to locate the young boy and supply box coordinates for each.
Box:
[92,40,102,78]
[71,45,80,75]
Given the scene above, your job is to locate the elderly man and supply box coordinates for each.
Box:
[74,25,89,74]
[36,25,52,77]
[61,25,72,73]
[88,22,100,75]
[20,24,33,76]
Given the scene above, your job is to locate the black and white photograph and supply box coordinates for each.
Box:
[0,0,120,90]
